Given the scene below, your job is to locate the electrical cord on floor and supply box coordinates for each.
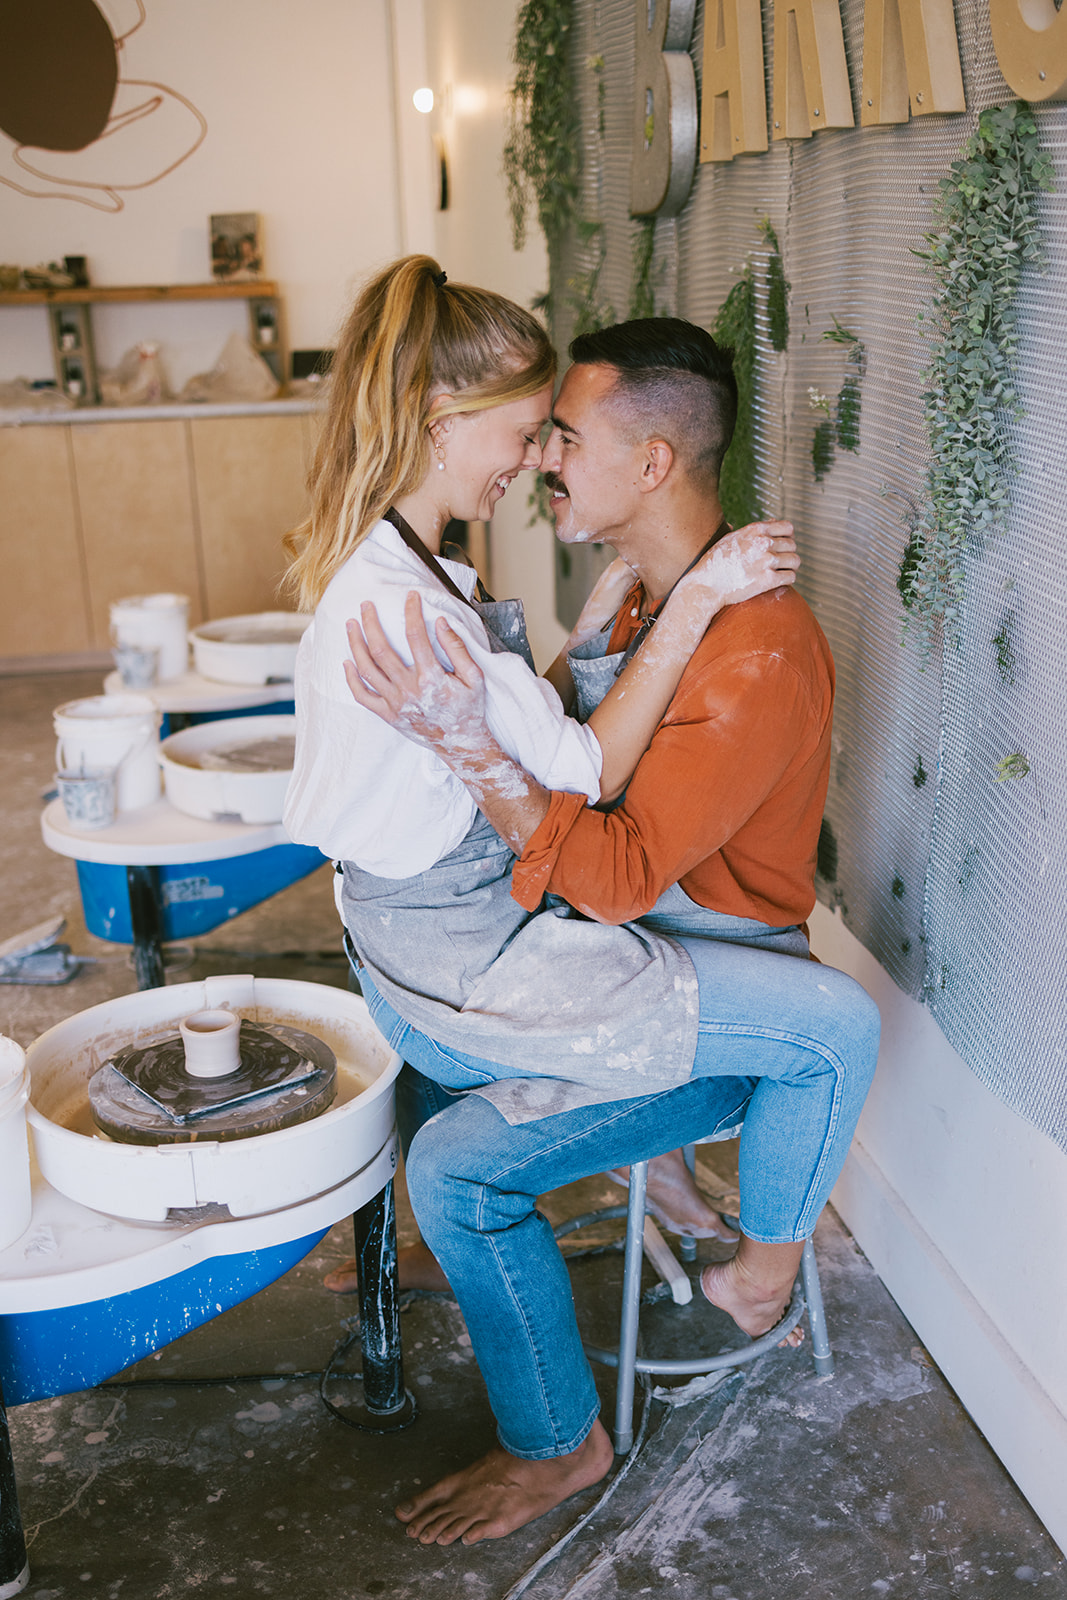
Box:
[317,1321,418,1434]
[498,1373,655,1600]
[97,1303,419,1435]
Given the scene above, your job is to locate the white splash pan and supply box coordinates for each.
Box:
[158,714,294,823]
[190,611,310,685]
[26,975,401,1224]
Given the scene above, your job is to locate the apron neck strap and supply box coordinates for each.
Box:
[383,508,493,608]
[615,519,730,674]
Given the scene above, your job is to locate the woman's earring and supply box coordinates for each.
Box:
[434,438,446,472]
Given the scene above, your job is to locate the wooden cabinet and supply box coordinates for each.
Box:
[0,407,313,667]
[190,414,310,618]
[0,427,91,657]
[70,421,203,642]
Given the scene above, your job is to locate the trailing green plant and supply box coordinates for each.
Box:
[629,217,658,319]
[812,420,835,482]
[901,101,1053,648]
[996,752,1030,781]
[992,611,1017,684]
[758,218,789,352]
[503,0,580,253]
[807,386,834,481]
[589,52,606,138]
[808,321,864,477]
[712,264,761,526]
[568,218,616,338]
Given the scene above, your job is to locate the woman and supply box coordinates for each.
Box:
[283,255,799,1268]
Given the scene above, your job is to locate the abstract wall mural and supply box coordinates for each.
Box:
[0,0,206,211]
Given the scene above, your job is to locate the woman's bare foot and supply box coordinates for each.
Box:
[395,1420,615,1545]
[608,1150,739,1241]
[323,1241,451,1295]
[700,1237,806,1348]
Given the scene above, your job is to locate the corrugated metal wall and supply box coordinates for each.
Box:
[551,0,1067,1148]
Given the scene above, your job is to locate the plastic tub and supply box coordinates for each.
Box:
[158,714,295,823]
[190,612,310,685]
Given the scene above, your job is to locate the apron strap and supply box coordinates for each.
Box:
[383,507,494,608]
[614,518,730,676]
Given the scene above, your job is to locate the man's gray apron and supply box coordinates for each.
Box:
[340,602,806,1119]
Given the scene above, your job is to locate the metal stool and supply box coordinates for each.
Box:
[555,1146,835,1453]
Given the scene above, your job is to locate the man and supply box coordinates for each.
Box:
[344,319,880,1545]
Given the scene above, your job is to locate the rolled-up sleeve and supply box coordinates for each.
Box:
[511,649,824,924]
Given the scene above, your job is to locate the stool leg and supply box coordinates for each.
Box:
[678,1143,698,1264]
[613,1160,648,1455]
[351,1180,406,1414]
[800,1236,834,1377]
[0,1379,29,1597]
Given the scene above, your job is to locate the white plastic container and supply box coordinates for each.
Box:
[0,1036,32,1251]
[111,593,190,682]
[158,713,294,823]
[54,694,161,813]
[190,612,310,685]
[25,976,401,1223]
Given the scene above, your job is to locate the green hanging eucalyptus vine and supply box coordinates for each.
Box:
[713,265,760,527]
[758,218,789,353]
[502,0,580,255]
[899,101,1053,648]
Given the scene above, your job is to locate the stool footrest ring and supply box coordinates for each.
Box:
[582,1285,806,1376]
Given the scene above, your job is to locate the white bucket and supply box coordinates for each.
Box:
[54,694,161,812]
[0,1036,32,1253]
[110,592,190,682]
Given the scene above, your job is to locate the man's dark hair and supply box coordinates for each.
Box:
[569,318,737,487]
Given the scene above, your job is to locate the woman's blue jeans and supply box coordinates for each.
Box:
[357,936,880,1459]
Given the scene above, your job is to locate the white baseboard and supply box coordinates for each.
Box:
[0,652,110,676]
[833,1142,1067,1554]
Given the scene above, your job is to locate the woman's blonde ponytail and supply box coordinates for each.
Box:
[285,256,554,611]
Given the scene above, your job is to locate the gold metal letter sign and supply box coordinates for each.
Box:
[772,0,854,140]
[632,0,698,216]
[989,0,1067,100]
[701,0,768,161]
[861,0,964,124]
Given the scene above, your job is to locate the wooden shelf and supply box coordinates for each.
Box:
[2,280,287,402]
[0,281,279,306]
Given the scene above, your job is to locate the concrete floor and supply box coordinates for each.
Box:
[2,669,1064,1600]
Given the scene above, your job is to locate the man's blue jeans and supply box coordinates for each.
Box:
[358,936,880,1459]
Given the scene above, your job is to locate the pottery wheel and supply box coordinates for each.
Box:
[88,1021,336,1145]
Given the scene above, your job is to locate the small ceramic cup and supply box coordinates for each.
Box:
[180,1008,242,1078]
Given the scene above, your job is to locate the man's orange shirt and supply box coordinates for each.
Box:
[511,583,835,927]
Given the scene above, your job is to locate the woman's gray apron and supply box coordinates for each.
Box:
[340,601,805,1120]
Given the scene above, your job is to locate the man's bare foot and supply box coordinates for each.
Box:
[700,1237,806,1348]
[608,1150,739,1241]
[323,1241,451,1296]
[395,1420,614,1545]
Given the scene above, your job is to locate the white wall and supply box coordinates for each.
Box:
[813,904,1067,1551]
[422,0,567,669]
[0,0,402,390]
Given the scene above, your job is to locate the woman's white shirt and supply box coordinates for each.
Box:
[283,519,602,876]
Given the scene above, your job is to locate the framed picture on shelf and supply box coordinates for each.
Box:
[209,212,262,281]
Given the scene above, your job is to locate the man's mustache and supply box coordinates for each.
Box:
[542,471,567,495]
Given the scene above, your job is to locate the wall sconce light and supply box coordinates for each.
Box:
[412,87,434,114]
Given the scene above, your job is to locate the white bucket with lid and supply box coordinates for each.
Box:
[110,593,190,681]
[54,694,161,813]
[0,1036,32,1253]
